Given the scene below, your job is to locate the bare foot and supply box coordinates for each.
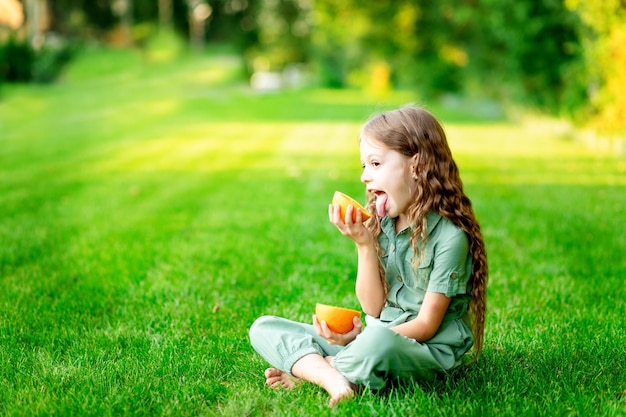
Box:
[264,368,301,389]
[291,354,358,406]
[322,356,357,407]
[317,368,356,407]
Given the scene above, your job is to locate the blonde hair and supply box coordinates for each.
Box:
[361,106,488,360]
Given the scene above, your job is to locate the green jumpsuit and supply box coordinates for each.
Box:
[249,212,474,389]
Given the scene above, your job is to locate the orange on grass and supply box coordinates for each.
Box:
[332,191,371,222]
[315,303,362,334]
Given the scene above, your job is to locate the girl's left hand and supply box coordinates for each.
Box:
[313,314,362,346]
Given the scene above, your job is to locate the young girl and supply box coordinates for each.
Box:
[249,106,488,406]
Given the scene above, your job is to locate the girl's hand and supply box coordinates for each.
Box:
[328,203,373,246]
[313,314,362,346]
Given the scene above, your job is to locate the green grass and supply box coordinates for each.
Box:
[1,46,625,416]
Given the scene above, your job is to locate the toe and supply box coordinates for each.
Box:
[264,368,278,379]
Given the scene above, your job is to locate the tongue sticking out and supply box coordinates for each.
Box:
[376,193,388,217]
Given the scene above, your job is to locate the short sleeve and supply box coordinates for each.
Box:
[426,227,470,297]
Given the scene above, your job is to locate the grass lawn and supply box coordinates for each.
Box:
[1,46,625,416]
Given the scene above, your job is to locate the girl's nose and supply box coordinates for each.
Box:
[360,169,370,184]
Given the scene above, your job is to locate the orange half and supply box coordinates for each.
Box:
[315,303,362,334]
[332,191,371,222]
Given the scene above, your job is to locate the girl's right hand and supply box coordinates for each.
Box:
[328,203,373,246]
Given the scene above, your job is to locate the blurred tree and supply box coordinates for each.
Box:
[246,0,311,72]
[159,0,173,29]
[16,0,624,140]
[311,0,418,90]
[25,0,46,47]
[112,0,133,45]
[392,1,467,95]
[310,0,587,113]
[184,0,259,50]
[186,0,211,49]
[566,0,626,135]
[47,0,116,36]
[461,0,583,113]
[44,0,258,50]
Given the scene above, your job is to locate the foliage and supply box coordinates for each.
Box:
[310,1,438,91]
[9,0,626,135]
[565,0,626,134]
[0,36,34,82]
[310,0,586,109]
[244,0,310,71]
[0,47,625,416]
[46,0,259,49]
[0,35,77,83]
[459,0,584,112]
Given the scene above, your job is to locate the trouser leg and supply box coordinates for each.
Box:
[332,324,443,390]
[249,315,343,376]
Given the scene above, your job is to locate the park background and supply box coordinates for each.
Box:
[1,1,625,416]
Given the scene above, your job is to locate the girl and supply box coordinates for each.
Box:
[249,106,488,406]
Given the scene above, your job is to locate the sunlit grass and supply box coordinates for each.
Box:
[1,46,624,416]
[447,124,626,186]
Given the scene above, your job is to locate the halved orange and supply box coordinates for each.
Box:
[332,191,371,222]
[315,303,362,334]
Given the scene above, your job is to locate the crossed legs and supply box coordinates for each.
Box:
[264,354,355,407]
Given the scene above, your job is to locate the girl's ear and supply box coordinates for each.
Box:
[410,153,419,180]
[410,153,419,170]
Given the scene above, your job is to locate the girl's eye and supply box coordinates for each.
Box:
[361,160,380,169]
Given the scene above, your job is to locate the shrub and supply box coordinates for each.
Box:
[0,35,77,84]
[0,36,35,82]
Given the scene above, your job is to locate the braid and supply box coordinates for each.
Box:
[423,155,488,360]
[443,200,488,360]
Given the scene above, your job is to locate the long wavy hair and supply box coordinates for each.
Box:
[361,106,488,360]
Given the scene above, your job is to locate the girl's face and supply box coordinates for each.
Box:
[360,135,416,228]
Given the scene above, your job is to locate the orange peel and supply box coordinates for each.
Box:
[332,191,371,222]
[315,303,361,334]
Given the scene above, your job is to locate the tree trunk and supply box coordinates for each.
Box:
[158,0,173,30]
[26,0,42,47]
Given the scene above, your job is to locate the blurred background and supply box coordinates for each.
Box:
[0,0,625,143]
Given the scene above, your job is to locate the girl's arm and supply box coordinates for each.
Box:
[329,204,386,317]
[354,242,386,316]
[394,225,468,341]
[391,292,450,341]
